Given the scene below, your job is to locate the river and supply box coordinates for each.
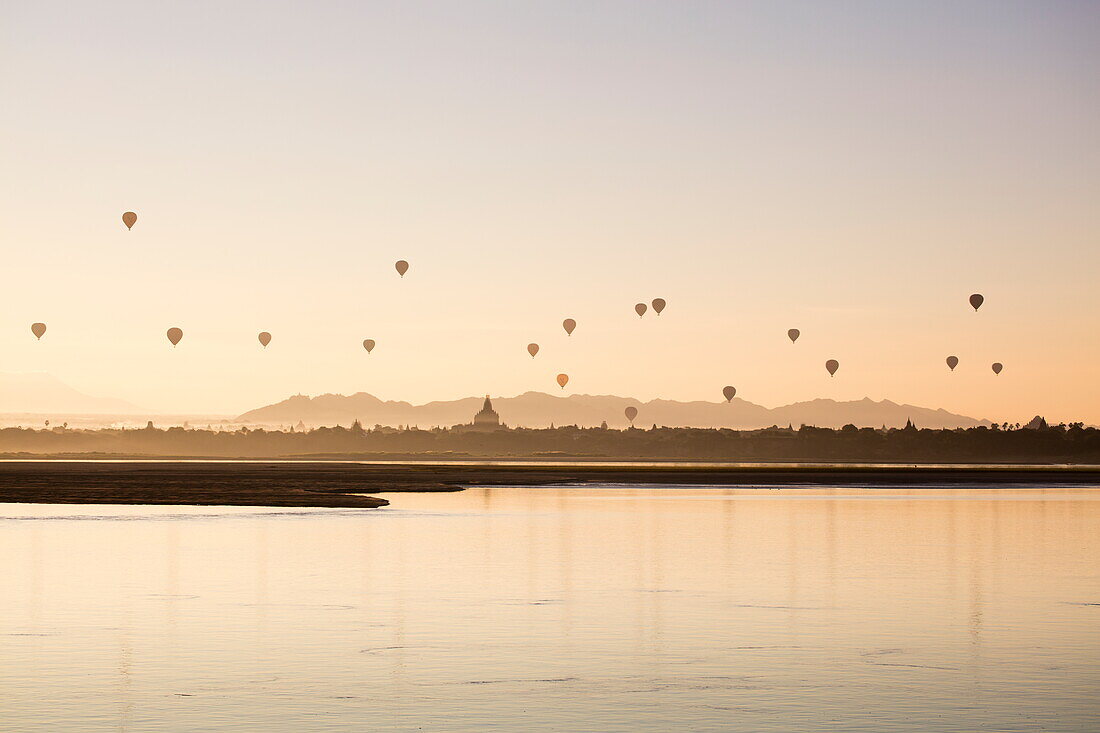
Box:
[3,486,1098,731]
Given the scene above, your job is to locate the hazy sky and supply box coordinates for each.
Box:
[2,1,1098,422]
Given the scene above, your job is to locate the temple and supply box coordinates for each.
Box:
[470,395,503,430]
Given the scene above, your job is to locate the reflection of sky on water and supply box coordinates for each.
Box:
[3,487,1098,731]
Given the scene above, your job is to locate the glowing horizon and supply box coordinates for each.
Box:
[2,2,1098,423]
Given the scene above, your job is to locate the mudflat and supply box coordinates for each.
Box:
[1,461,1099,508]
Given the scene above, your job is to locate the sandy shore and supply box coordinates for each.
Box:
[1,461,1098,507]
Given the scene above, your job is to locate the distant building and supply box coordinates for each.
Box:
[469,395,504,431]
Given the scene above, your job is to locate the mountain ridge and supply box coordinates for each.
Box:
[236,390,991,430]
[0,372,142,415]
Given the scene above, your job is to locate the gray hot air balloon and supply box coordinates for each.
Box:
[562,319,576,336]
[826,359,839,376]
[395,260,409,277]
[122,211,137,230]
[991,362,1003,375]
[635,303,647,317]
[788,329,800,343]
[946,355,959,371]
[722,386,736,402]
[363,339,376,354]
[258,332,272,348]
[651,298,666,315]
[970,293,984,311]
[556,373,569,389]
[167,327,183,346]
[31,322,46,340]
[625,406,638,424]
[527,343,539,358]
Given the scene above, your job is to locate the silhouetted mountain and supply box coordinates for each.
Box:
[237,391,989,430]
[0,373,141,415]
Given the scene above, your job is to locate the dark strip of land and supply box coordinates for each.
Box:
[1,461,1098,508]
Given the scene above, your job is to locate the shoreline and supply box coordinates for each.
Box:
[1,461,1099,508]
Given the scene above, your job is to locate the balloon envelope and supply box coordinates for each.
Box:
[969,293,984,311]
[651,298,666,315]
[826,359,839,376]
[31,322,46,340]
[258,332,272,348]
[946,355,959,371]
[395,260,409,277]
[122,211,137,230]
[992,362,1003,375]
[635,303,647,317]
[527,343,539,358]
[562,318,576,336]
[722,386,736,402]
[556,373,569,389]
[166,327,183,346]
[363,339,376,353]
[788,329,800,343]
[625,406,638,422]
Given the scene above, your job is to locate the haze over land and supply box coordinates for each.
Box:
[238,391,989,430]
[0,373,139,415]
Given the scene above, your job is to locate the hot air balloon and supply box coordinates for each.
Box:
[527,343,539,358]
[167,327,183,346]
[562,319,576,336]
[363,339,376,354]
[825,359,839,376]
[991,362,1003,375]
[652,298,666,315]
[722,386,736,402]
[395,260,409,277]
[625,406,638,424]
[31,323,46,340]
[788,329,800,343]
[946,355,959,371]
[258,332,272,348]
[969,293,984,311]
[122,211,137,230]
[556,373,569,389]
[634,303,647,317]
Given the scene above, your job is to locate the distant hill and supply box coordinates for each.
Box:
[0,373,141,415]
[237,391,990,430]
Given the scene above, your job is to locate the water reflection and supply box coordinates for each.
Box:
[2,487,1098,732]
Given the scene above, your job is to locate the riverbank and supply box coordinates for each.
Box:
[2,460,1099,507]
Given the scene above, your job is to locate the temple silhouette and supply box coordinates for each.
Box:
[467,395,504,431]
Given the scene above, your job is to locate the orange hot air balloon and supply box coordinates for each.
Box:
[167,327,183,346]
[788,329,800,343]
[31,323,46,340]
[969,293,984,311]
[651,298,666,315]
[625,406,638,424]
[527,343,539,358]
[825,359,839,376]
[556,373,569,389]
[634,303,647,317]
[363,339,376,354]
[395,260,409,277]
[722,386,736,402]
[562,318,576,336]
[991,362,1003,375]
[258,332,272,348]
[122,211,137,230]
[946,355,959,371]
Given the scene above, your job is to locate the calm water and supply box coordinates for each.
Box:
[2,487,1098,732]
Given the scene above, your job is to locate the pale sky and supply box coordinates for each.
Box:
[2,1,1098,422]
